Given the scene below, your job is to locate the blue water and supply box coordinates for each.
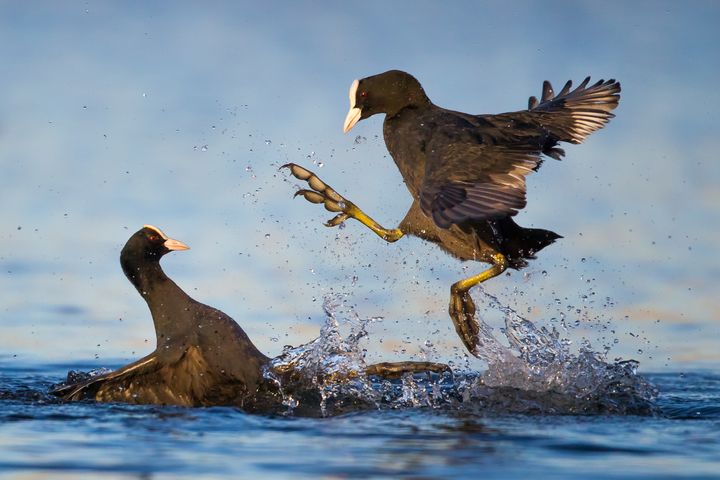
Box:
[1,361,718,479]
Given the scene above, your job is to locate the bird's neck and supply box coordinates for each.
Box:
[386,98,430,119]
[121,255,164,294]
[121,256,193,344]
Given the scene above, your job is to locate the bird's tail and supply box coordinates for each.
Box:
[494,217,562,269]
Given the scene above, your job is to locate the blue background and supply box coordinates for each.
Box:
[0,1,718,371]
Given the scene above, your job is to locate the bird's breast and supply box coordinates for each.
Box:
[383,111,432,197]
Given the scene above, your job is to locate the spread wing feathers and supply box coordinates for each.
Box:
[421,141,539,228]
[527,77,621,144]
[49,354,159,401]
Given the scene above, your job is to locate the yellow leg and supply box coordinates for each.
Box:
[449,253,508,355]
[283,163,404,242]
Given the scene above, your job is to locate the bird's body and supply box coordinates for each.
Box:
[287,70,620,354]
[383,102,561,269]
[53,225,270,408]
[102,260,269,406]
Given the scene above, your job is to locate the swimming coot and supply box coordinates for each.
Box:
[51,225,448,409]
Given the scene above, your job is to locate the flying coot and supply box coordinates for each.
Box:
[285,70,620,356]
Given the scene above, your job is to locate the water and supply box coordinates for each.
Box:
[1,366,719,479]
[2,297,718,479]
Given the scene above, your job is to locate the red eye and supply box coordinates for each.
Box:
[360,91,368,98]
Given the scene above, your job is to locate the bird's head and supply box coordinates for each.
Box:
[122,225,190,262]
[343,70,429,133]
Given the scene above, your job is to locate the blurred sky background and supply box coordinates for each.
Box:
[0,1,718,371]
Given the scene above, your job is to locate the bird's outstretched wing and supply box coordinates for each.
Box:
[524,76,620,145]
[421,77,620,229]
[50,354,159,401]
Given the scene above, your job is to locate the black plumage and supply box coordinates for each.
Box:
[51,225,449,410]
[363,71,619,235]
[287,70,620,354]
[51,225,271,408]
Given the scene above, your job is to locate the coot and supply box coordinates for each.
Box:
[286,70,620,355]
[51,225,448,409]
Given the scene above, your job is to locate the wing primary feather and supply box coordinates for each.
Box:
[557,80,572,97]
[541,81,554,102]
[528,96,539,109]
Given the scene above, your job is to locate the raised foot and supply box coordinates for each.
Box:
[449,286,481,356]
[282,163,354,227]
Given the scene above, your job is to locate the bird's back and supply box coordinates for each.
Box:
[384,105,550,198]
[384,104,566,267]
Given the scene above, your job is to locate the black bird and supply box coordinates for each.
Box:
[51,225,271,408]
[51,225,448,409]
[285,70,620,355]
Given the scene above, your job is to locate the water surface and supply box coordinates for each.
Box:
[1,364,718,479]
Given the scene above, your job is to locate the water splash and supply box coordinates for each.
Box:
[265,290,657,416]
[263,294,451,415]
[264,295,382,415]
[64,368,113,384]
[458,287,658,414]
[44,292,656,416]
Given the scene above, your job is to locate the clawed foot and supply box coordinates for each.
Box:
[282,163,404,242]
[449,287,480,355]
[282,163,354,227]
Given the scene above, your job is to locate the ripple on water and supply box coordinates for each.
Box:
[1,369,719,479]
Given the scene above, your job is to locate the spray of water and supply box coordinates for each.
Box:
[462,287,658,414]
[49,290,656,416]
[263,295,381,415]
[266,290,657,416]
